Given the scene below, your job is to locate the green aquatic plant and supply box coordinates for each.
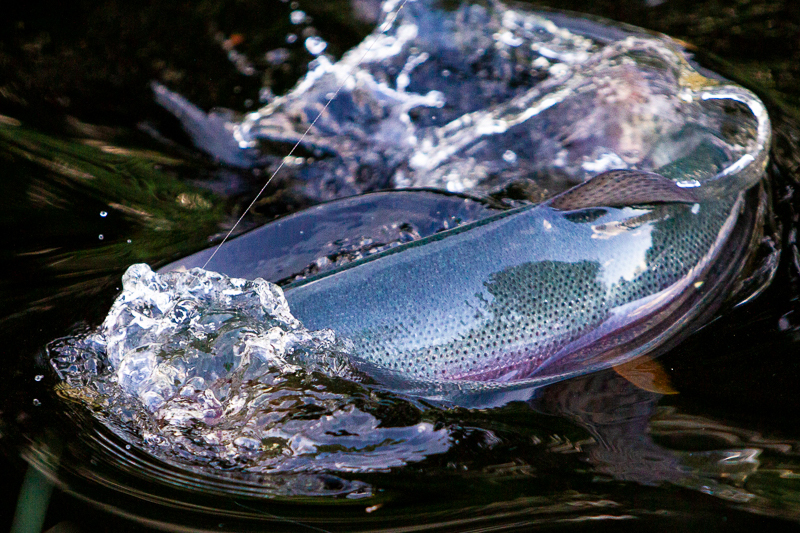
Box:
[0,119,228,320]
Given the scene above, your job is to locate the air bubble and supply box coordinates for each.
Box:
[100,211,108,217]
[34,375,43,382]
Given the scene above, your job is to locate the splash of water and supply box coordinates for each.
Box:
[50,264,450,473]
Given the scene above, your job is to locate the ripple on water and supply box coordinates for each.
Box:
[36,0,793,526]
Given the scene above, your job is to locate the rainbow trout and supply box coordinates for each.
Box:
[157,5,773,401]
[282,87,770,396]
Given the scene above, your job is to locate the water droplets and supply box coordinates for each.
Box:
[55,264,355,414]
[290,10,307,25]
[265,48,291,66]
[47,264,451,476]
[502,150,517,164]
[379,20,394,33]
[305,36,328,56]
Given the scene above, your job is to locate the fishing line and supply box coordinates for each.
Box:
[232,500,335,533]
[202,0,411,270]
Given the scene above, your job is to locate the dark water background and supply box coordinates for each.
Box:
[3,0,800,531]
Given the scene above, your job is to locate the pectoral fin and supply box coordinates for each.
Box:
[551,170,700,211]
[613,357,678,395]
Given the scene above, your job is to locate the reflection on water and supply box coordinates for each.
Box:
[3,0,800,531]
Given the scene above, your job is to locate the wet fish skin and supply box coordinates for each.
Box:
[283,168,758,392]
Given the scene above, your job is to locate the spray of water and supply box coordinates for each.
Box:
[202,0,411,270]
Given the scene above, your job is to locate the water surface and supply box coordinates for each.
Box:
[3,0,800,531]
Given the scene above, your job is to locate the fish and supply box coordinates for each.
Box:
[161,80,771,406]
[275,85,770,403]
[281,174,765,401]
[156,3,773,404]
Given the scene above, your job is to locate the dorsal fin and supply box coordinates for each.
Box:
[550,170,700,211]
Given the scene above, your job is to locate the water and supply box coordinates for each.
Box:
[49,263,453,477]
[3,0,800,531]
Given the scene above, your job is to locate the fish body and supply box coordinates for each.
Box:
[283,165,764,395]
[160,77,770,402]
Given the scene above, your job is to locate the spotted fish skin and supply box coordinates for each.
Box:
[283,167,760,390]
